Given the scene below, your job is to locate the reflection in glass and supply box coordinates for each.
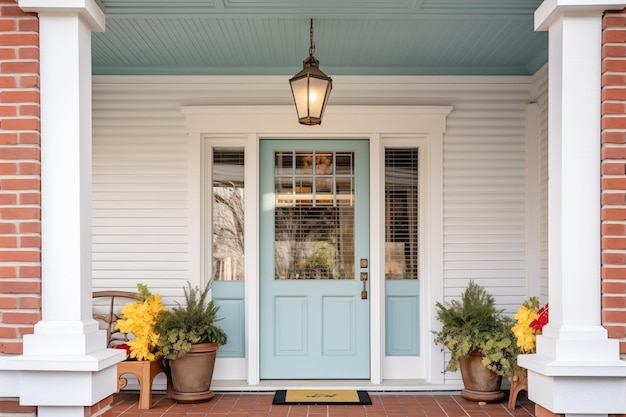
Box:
[274,150,355,280]
[385,148,419,280]
[275,152,294,177]
[213,148,245,281]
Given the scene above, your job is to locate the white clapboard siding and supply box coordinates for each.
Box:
[92,86,192,304]
[91,75,547,386]
[442,84,531,313]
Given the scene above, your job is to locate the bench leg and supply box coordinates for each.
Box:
[507,373,528,410]
[137,362,153,410]
[117,360,169,410]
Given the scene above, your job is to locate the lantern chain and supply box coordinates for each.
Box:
[309,19,315,57]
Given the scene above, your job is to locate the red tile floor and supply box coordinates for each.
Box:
[111,391,535,417]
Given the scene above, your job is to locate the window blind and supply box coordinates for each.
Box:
[385,148,419,280]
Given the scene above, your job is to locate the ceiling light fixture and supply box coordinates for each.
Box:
[289,19,333,126]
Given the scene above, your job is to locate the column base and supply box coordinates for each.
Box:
[519,353,626,414]
[1,348,125,407]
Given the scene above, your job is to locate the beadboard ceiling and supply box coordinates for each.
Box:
[92,0,547,76]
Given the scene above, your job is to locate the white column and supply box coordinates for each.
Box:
[0,1,125,416]
[519,1,626,416]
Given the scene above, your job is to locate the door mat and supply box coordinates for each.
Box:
[272,389,372,405]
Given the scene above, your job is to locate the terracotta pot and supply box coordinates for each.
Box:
[458,350,505,402]
[168,342,219,403]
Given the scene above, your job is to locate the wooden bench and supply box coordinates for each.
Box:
[93,290,171,410]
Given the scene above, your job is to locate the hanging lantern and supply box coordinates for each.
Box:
[289,19,332,125]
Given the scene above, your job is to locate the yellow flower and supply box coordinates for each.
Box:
[512,300,540,353]
[115,284,167,361]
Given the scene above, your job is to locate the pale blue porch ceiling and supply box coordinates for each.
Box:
[92,0,547,76]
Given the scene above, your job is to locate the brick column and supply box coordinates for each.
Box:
[602,7,626,358]
[0,0,40,357]
[0,1,40,415]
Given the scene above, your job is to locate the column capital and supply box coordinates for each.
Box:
[536,0,626,30]
[18,0,105,32]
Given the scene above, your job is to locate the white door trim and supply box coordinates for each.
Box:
[181,105,451,386]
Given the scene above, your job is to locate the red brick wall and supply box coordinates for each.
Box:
[85,395,114,417]
[602,8,626,356]
[0,0,41,356]
[0,400,35,415]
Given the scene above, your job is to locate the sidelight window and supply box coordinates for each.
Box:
[212,148,245,281]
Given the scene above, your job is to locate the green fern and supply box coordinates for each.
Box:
[155,281,228,360]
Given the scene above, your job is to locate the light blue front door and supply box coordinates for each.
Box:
[260,140,370,379]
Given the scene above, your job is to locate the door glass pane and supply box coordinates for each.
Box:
[274,150,355,280]
[213,148,245,281]
[385,148,419,280]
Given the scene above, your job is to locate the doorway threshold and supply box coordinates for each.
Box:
[211,379,461,392]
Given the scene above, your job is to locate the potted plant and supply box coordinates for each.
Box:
[433,280,520,402]
[155,281,228,403]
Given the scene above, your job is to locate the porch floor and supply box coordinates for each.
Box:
[111,391,535,417]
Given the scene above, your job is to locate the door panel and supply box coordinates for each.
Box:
[212,281,245,358]
[323,296,355,354]
[274,296,307,355]
[385,280,419,356]
[260,139,370,379]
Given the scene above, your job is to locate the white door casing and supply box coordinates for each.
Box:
[181,105,451,385]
